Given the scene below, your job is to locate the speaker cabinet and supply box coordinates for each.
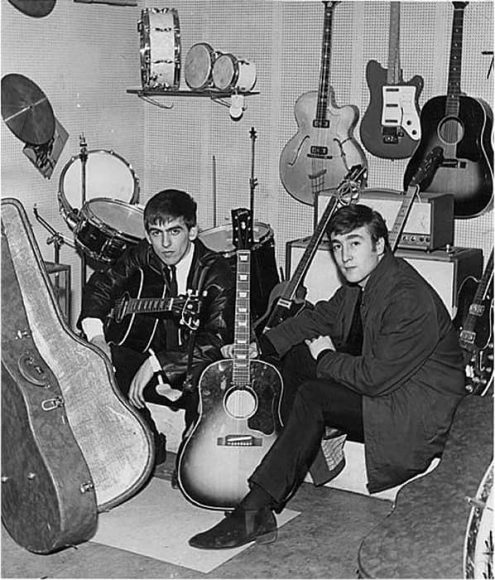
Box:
[286,239,483,318]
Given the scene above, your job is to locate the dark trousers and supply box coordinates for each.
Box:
[250,344,364,508]
[110,345,198,445]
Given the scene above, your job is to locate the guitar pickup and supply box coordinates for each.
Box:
[308,145,332,159]
[217,435,262,447]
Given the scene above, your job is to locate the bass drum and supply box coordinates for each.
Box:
[184,42,217,91]
[58,149,140,232]
[199,222,279,321]
[464,462,494,579]
[74,198,145,266]
[139,7,181,90]
[212,53,257,92]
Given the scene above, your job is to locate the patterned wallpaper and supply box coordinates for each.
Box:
[1,0,493,324]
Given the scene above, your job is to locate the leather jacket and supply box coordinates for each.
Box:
[79,238,236,389]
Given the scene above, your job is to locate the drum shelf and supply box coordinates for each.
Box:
[126,87,259,116]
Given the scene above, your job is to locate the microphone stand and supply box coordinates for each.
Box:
[79,134,88,291]
[249,127,258,224]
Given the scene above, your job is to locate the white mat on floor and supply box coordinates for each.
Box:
[91,478,300,574]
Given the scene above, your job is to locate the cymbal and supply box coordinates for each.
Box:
[7,0,56,18]
[1,74,55,145]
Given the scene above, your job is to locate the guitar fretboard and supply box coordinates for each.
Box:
[233,250,251,386]
[386,2,401,84]
[446,3,467,116]
[126,297,175,315]
[315,1,336,127]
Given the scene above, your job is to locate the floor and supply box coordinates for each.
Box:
[1,454,392,579]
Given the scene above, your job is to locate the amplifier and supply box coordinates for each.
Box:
[314,188,454,251]
[286,239,483,319]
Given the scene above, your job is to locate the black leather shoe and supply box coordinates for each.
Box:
[188,506,277,550]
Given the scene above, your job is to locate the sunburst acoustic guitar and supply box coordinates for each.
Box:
[178,208,283,510]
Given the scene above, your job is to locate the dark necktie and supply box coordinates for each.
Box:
[166,265,178,297]
[164,265,178,350]
[345,290,363,356]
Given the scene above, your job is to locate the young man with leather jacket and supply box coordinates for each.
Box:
[78,189,236,466]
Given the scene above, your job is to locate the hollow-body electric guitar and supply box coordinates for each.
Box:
[104,268,200,353]
[403,2,493,219]
[454,249,494,396]
[178,208,283,510]
[360,1,423,159]
[255,165,366,335]
[279,1,367,206]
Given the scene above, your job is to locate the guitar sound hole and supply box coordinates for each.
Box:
[438,116,464,145]
[224,388,257,419]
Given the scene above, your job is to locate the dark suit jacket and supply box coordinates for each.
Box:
[266,251,466,492]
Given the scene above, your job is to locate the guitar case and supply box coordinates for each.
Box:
[1,226,97,553]
[1,198,154,513]
[357,395,493,578]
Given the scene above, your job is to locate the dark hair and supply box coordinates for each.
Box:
[144,189,197,231]
[326,204,390,249]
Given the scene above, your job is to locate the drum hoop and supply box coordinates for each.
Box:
[200,222,273,256]
[185,42,216,90]
[79,197,144,242]
[58,149,140,218]
[214,53,239,90]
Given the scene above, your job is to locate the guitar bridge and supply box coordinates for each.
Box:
[217,435,262,447]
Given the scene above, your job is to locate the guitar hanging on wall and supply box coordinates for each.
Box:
[360,1,424,159]
[454,248,494,396]
[178,208,283,510]
[403,1,494,219]
[279,0,368,206]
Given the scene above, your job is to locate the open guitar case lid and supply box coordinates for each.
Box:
[1,197,155,553]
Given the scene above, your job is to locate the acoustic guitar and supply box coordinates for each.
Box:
[454,248,494,396]
[360,2,424,159]
[104,268,201,353]
[403,2,494,219]
[178,208,283,510]
[279,1,367,206]
[255,164,366,335]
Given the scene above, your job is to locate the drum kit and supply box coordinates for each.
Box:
[138,7,256,94]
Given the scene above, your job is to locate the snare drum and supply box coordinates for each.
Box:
[199,222,279,321]
[139,7,181,90]
[74,198,145,265]
[464,462,494,579]
[58,149,140,231]
[212,53,256,92]
[184,42,216,91]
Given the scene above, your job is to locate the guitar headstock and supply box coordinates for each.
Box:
[173,291,203,331]
[408,146,444,191]
[232,208,253,251]
[336,164,367,206]
[452,2,468,10]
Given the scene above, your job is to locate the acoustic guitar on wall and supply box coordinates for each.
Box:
[178,208,283,510]
[279,0,367,206]
[360,2,424,159]
[403,1,494,219]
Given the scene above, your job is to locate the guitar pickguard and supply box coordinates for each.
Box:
[382,85,421,140]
